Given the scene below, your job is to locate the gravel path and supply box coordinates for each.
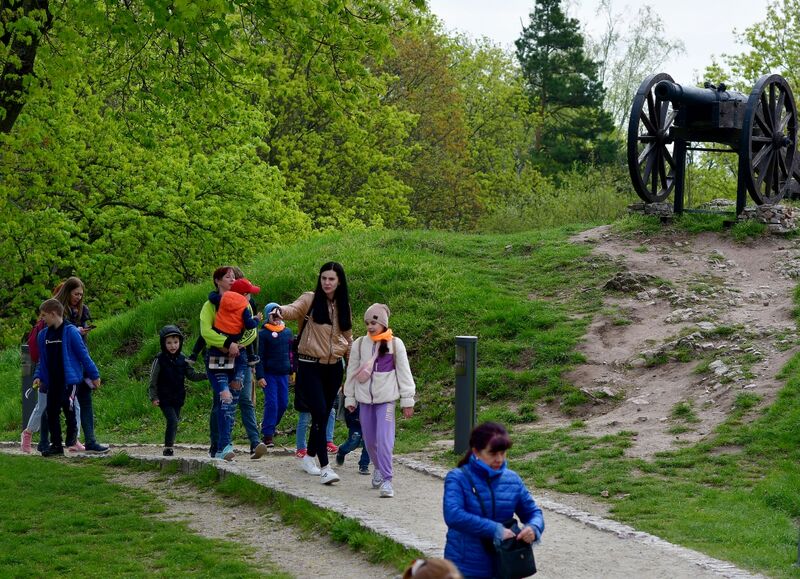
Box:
[90,443,764,579]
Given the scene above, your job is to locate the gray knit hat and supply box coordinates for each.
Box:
[364,303,390,328]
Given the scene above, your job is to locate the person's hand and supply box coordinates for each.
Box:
[33,378,40,390]
[258,378,267,387]
[229,380,242,391]
[228,343,240,357]
[501,528,516,541]
[401,407,414,419]
[255,312,263,322]
[152,399,160,407]
[92,378,101,389]
[346,405,356,412]
[220,390,233,404]
[516,526,536,544]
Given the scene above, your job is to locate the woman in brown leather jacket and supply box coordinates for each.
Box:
[278,262,353,484]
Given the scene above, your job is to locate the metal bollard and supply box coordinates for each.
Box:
[21,344,37,429]
[454,336,477,455]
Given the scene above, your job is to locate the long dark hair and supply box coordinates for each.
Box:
[311,261,352,331]
[457,422,513,467]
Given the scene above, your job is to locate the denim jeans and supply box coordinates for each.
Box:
[338,429,370,468]
[295,407,336,450]
[261,374,289,438]
[237,350,260,449]
[75,382,96,446]
[210,369,241,450]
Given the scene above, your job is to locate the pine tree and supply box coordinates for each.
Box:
[515,0,616,174]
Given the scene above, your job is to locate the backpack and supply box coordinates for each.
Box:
[27,318,47,364]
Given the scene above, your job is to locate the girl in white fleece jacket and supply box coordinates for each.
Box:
[344,303,415,498]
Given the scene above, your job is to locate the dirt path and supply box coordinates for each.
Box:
[55,443,762,579]
[563,226,800,457]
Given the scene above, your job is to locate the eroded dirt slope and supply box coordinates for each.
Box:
[551,225,800,457]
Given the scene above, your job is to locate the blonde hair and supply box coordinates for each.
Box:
[402,558,463,579]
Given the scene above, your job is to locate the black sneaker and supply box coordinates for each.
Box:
[335,452,345,466]
[359,465,370,475]
[209,445,217,458]
[262,436,274,448]
[42,445,64,457]
[163,448,174,457]
[84,442,109,454]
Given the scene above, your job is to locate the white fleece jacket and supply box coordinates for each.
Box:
[344,335,416,408]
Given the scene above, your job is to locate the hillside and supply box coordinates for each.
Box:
[2,223,800,576]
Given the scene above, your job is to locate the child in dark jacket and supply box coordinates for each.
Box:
[33,299,101,457]
[335,402,371,475]
[255,303,292,447]
[149,325,207,456]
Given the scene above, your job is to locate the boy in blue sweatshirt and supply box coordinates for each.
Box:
[33,299,101,457]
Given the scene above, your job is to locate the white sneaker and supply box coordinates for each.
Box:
[320,466,340,485]
[301,454,321,475]
[379,479,394,498]
[371,469,384,489]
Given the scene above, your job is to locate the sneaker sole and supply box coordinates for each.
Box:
[84,449,109,454]
[251,444,268,459]
[380,492,394,498]
[321,476,340,485]
[223,451,235,461]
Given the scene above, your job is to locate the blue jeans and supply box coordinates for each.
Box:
[76,382,96,446]
[210,370,240,450]
[237,350,260,449]
[261,374,289,438]
[338,429,370,468]
[296,407,336,450]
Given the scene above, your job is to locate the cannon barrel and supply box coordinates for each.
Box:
[654,80,747,106]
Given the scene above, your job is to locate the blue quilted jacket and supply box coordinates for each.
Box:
[443,456,544,578]
[34,323,100,393]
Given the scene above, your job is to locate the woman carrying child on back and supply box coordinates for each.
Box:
[343,303,415,498]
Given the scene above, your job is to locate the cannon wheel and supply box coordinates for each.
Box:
[627,73,677,203]
[741,74,797,205]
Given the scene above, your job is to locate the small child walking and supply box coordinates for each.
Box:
[255,303,293,447]
[344,303,415,498]
[335,401,371,475]
[148,325,207,456]
[33,299,101,457]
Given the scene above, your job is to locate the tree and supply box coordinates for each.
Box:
[515,0,616,174]
[588,0,684,131]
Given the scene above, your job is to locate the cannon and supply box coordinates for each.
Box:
[627,73,798,214]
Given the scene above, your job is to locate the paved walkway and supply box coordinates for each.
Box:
[99,443,764,579]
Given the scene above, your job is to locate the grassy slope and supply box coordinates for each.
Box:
[1,225,800,577]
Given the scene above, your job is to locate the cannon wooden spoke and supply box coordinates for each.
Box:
[628,73,676,202]
[741,74,797,205]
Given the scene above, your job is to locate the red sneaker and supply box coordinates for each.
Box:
[295,448,307,459]
[326,442,339,454]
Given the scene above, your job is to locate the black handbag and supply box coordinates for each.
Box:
[495,521,537,579]
[461,467,537,578]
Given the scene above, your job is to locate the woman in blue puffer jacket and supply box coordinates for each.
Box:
[443,422,544,578]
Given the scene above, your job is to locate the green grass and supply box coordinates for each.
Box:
[0,453,276,577]
[3,223,800,577]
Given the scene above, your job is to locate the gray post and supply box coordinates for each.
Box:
[454,336,477,455]
[21,344,36,429]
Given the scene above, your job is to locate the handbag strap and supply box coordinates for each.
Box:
[460,466,495,519]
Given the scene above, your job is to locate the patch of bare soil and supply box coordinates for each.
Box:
[550,225,800,458]
[110,470,398,579]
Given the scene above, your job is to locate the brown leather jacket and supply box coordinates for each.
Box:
[280,292,352,364]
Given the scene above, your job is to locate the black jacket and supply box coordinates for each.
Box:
[148,325,206,406]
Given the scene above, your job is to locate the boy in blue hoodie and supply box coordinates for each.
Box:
[33,299,101,457]
[255,303,292,448]
[149,325,207,456]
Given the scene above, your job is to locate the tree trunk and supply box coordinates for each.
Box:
[0,0,53,134]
